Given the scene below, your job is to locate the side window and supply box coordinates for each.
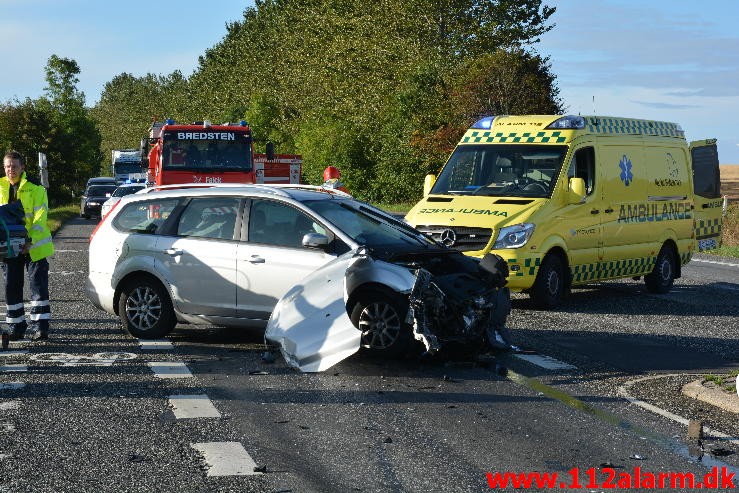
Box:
[567,146,595,195]
[112,199,180,234]
[176,197,240,240]
[248,199,322,248]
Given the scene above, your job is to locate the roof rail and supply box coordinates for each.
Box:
[144,182,294,197]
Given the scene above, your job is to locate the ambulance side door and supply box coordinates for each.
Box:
[558,143,602,284]
[690,139,723,251]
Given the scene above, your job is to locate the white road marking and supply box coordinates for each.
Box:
[619,374,739,445]
[50,270,86,276]
[514,354,577,370]
[139,339,174,350]
[148,361,193,379]
[0,351,28,357]
[692,258,739,268]
[0,401,19,411]
[191,442,262,476]
[0,382,25,391]
[0,365,27,372]
[169,394,221,419]
[31,352,136,367]
[0,453,13,460]
[53,249,80,253]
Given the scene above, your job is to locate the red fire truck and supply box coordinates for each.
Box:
[141,119,301,187]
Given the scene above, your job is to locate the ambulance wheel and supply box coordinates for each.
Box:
[118,276,175,338]
[645,246,675,294]
[351,291,412,357]
[530,254,565,309]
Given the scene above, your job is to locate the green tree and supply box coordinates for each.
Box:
[42,55,103,203]
[92,0,561,202]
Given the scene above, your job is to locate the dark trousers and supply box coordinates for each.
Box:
[2,255,50,335]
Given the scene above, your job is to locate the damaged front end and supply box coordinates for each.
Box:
[266,247,509,372]
[399,251,510,355]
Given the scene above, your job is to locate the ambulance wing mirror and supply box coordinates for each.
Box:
[265,142,275,161]
[567,177,586,204]
[423,174,437,196]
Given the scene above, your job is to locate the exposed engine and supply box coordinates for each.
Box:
[404,252,509,354]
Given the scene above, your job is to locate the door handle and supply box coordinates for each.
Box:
[248,255,265,264]
[604,208,614,213]
[164,248,183,256]
[590,209,600,215]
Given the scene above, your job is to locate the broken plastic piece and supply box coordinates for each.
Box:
[629,454,645,460]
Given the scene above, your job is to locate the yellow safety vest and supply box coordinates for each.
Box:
[0,172,55,261]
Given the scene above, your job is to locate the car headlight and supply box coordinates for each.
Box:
[493,223,535,249]
[88,201,99,206]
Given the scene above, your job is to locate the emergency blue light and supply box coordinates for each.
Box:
[546,116,585,130]
[165,118,176,125]
[470,116,496,130]
[239,120,248,126]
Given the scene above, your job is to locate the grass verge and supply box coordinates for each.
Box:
[703,371,739,394]
[48,204,80,235]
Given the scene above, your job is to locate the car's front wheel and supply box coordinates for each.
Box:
[350,291,412,357]
[118,277,175,338]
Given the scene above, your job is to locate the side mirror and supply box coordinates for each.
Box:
[265,142,275,161]
[423,174,436,196]
[302,232,329,249]
[567,177,586,204]
[140,138,149,167]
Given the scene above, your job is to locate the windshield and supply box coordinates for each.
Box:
[431,144,568,198]
[162,131,252,171]
[304,199,437,250]
[113,163,142,174]
[112,185,145,197]
[87,185,117,197]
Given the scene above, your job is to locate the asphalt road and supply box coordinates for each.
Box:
[1,217,737,492]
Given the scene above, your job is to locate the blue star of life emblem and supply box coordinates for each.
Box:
[619,155,633,186]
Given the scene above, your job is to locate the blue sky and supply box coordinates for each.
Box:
[1,0,737,163]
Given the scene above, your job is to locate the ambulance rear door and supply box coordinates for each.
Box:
[690,139,723,252]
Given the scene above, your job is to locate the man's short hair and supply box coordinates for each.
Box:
[3,150,24,166]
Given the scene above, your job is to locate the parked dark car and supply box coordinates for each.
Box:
[86,176,117,188]
[80,185,117,219]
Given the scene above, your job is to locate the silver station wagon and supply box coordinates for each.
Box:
[85,185,510,371]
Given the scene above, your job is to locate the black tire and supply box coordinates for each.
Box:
[644,245,675,294]
[530,254,565,309]
[81,212,89,219]
[350,291,412,357]
[118,277,175,338]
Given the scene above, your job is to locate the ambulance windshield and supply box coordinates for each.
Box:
[161,131,252,171]
[431,144,567,198]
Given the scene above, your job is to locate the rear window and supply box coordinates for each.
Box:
[112,198,180,234]
[112,186,145,197]
[87,185,117,196]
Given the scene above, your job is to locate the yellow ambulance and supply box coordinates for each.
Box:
[405,115,723,308]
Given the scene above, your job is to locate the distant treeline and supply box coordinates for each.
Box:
[2,0,563,204]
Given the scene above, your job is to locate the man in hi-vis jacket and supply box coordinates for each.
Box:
[1,151,54,341]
